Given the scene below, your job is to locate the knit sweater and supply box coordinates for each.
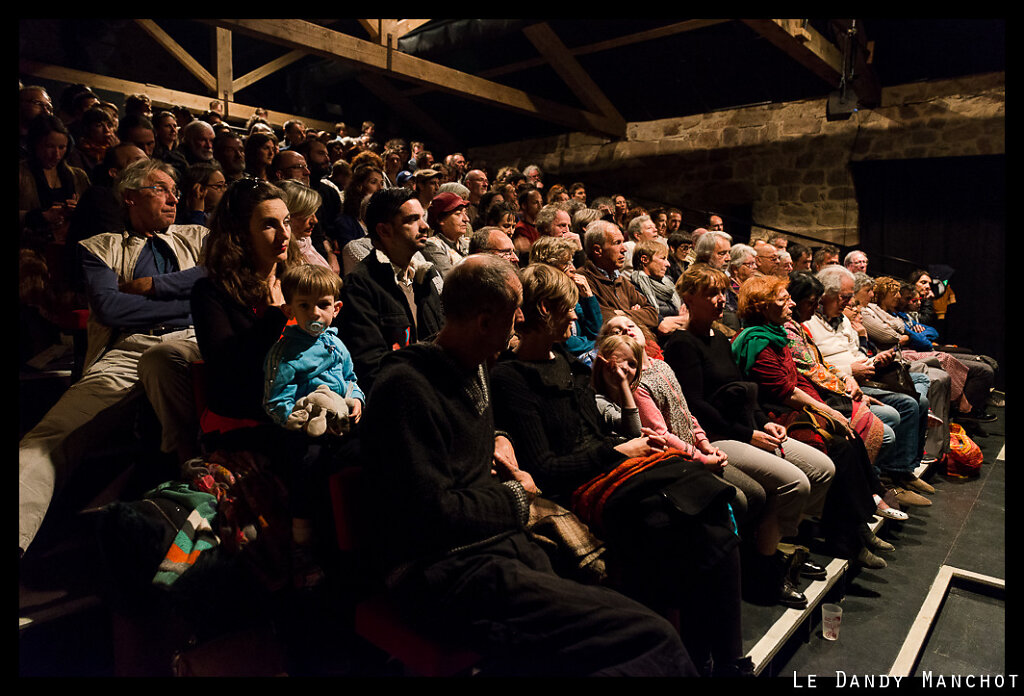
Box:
[661,328,770,444]
[490,344,626,502]
[362,342,528,576]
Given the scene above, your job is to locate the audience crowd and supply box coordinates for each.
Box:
[18,82,1001,677]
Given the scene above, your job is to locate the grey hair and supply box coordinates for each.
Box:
[535,202,569,233]
[844,249,868,266]
[572,207,602,236]
[626,214,652,241]
[441,253,521,321]
[468,226,507,254]
[438,181,470,199]
[181,119,214,141]
[816,264,856,295]
[694,230,732,262]
[728,243,756,271]
[583,219,621,258]
[852,271,875,292]
[114,158,178,204]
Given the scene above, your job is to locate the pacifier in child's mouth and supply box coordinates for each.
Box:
[306,320,327,335]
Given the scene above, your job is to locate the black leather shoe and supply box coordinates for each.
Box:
[779,578,808,609]
[799,560,827,580]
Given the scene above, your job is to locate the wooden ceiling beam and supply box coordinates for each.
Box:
[134,19,217,93]
[740,19,844,87]
[359,19,432,45]
[19,58,335,132]
[213,26,233,104]
[206,18,625,138]
[403,19,729,96]
[355,72,457,151]
[521,22,625,132]
[232,49,307,93]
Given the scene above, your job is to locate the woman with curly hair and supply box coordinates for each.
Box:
[191,177,302,422]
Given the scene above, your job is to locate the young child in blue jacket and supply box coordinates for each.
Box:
[264,264,365,428]
[263,263,365,587]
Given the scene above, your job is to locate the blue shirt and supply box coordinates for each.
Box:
[81,233,206,330]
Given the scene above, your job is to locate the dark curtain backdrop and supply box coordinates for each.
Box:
[849,154,1005,390]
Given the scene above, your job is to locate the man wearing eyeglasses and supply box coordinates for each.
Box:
[468,226,520,267]
[19,85,53,156]
[752,239,780,276]
[19,158,207,558]
[270,150,311,186]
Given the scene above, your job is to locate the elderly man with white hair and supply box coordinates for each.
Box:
[168,119,215,182]
[622,213,659,271]
[803,264,942,496]
[577,219,664,341]
[20,159,207,555]
[844,250,869,275]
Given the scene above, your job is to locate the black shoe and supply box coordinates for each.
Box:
[712,656,756,677]
[956,409,997,423]
[799,560,828,580]
[779,578,808,609]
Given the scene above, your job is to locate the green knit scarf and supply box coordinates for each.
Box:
[731,323,789,375]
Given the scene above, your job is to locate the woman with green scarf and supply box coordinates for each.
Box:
[731,274,890,570]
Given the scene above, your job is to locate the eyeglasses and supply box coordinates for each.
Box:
[24,99,53,112]
[138,184,180,199]
[481,247,518,259]
[206,181,228,191]
[282,163,310,172]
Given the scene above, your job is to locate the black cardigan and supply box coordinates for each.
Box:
[190,276,289,422]
[661,328,771,444]
[490,344,626,502]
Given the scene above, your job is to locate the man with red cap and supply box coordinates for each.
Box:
[422,191,472,278]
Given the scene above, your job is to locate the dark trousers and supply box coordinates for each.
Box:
[391,532,698,677]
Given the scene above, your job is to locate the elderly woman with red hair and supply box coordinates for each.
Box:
[731,274,891,570]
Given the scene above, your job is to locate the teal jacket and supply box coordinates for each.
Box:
[263,325,365,427]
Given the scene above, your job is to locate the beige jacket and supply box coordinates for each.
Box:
[78,225,207,369]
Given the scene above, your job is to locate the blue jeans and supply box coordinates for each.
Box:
[863,385,928,475]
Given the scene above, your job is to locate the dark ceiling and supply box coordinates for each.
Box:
[19,18,1006,149]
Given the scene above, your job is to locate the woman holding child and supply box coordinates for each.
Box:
[191,178,361,587]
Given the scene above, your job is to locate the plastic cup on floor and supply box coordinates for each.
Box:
[822,603,843,640]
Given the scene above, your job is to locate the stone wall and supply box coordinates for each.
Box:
[468,72,1005,246]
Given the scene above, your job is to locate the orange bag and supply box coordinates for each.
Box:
[946,423,983,478]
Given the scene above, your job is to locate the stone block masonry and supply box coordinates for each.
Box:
[469,72,1004,247]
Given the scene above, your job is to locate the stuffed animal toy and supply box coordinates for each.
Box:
[285,384,358,437]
